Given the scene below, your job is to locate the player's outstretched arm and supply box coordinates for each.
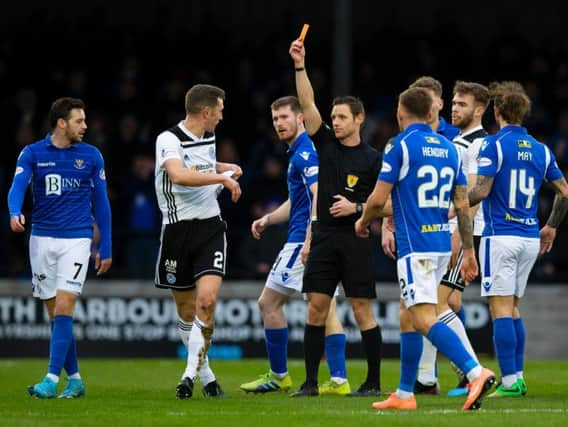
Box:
[454,184,478,283]
[289,40,322,135]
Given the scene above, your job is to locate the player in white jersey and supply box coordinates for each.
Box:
[154,84,242,399]
[468,82,568,398]
[356,87,495,411]
[415,82,490,396]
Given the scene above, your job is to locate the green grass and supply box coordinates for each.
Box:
[0,358,567,426]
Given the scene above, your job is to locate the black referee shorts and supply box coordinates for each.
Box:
[303,223,376,298]
[440,235,481,291]
[155,215,226,290]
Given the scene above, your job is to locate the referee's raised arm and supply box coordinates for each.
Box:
[289,39,322,135]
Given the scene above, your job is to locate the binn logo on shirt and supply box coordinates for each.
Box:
[45,174,81,196]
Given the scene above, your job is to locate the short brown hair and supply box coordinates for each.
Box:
[271,96,302,114]
[332,96,365,117]
[48,97,85,128]
[398,87,432,120]
[409,76,443,97]
[185,84,226,115]
[489,81,531,124]
[453,81,490,108]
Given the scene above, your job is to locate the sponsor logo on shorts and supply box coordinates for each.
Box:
[281,271,289,283]
[164,259,177,273]
[166,273,177,284]
[483,281,492,292]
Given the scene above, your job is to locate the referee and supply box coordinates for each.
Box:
[289,39,383,397]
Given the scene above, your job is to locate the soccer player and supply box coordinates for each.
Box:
[415,81,490,396]
[289,39,384,397]
[410,76,460,141]
[239,96,350,395]
[356,87,495,411]
[154,84,242,399]
[468,81,568,397]
[8,97,112,398]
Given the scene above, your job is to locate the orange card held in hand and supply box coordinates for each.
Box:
[298,24,310,42]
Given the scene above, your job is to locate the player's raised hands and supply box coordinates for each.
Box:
[10,214,26,232]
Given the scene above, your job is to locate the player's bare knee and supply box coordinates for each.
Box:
[307,302,328,325]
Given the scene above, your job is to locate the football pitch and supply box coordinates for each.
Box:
[1,358,567,427]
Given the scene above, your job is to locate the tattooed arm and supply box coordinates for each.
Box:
[468,175,494,208]
[540,177,568,255]
[454,184,478,283]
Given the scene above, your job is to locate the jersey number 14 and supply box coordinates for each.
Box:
[509,168,535,209]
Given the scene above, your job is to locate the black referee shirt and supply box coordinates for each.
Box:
[312,124,381,228]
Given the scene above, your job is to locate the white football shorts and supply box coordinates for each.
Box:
[397,253,451,308]
[29,236,92,299]
[479,236,539,298]
[265,243,305,297]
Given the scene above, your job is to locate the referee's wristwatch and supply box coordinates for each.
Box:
[355,202,363,215]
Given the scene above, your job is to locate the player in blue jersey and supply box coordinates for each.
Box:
[468,82,568,398]
[8,97,112,399]
[239,96,350,395]
[356,87,495,411]
[416,82,491,396]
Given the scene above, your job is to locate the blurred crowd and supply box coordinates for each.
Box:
[0,7,567,282]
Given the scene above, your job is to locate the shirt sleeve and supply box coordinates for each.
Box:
[544,146,564,182]
[310,123,334,152]
[92,148,112,259]
[156,132,181,168]
[455,158,468,186]
[7,146,33,216]
[295,146,319,187]
[465,138,482,176]
[378,138,402,184]
[476,138,498,177]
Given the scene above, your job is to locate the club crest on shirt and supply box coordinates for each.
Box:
[74,158,85,169]
[346,174,359,188]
